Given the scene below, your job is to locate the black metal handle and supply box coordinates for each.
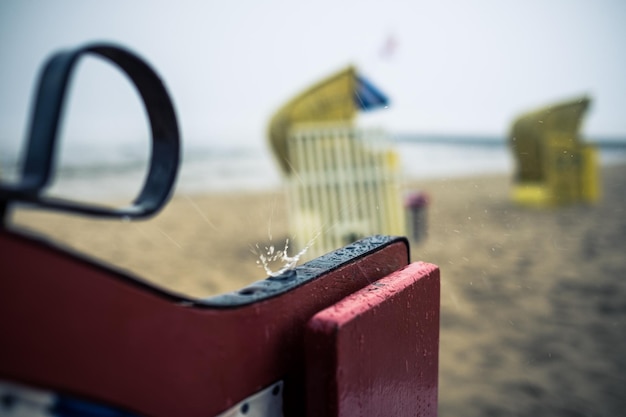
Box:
[0,43,180,221]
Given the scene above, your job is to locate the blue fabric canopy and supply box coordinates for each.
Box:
[354,75,389,110]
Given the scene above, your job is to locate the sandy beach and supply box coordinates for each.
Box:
[9,163,626,416]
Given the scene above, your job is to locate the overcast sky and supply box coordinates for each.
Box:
[1,0,625,157]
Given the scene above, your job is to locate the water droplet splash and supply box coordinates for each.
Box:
[255,234,319,277]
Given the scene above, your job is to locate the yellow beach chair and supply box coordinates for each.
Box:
[268,67,405,258]
[509,96,599,206]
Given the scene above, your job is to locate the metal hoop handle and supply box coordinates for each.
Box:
[0,43,180,220]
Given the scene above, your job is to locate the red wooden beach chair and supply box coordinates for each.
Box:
[0,43,440,417]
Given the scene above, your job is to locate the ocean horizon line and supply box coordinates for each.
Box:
[393,132,626,149]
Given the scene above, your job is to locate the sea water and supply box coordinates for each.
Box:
[1,135,625,202]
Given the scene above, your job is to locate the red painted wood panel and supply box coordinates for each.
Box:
[0,230,409,417]
[306,262,440,417]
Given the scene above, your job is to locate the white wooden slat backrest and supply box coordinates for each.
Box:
[286,124,405,259]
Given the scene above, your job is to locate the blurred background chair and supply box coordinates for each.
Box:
[268,67,405,257]
[509,96,599,206]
